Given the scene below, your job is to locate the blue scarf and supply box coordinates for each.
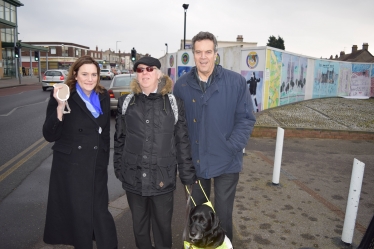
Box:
[76,83,103,118]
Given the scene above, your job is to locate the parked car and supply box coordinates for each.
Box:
[121,69,130,74]
[41,69,69,91]
[108,74,134,115]
[100,69,114,80]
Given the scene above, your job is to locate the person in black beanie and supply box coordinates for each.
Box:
[114,56,196,249]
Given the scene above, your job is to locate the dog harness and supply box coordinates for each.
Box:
[183,235,233,249]
[185,180,215,212]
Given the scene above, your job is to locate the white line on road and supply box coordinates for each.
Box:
[0,98,49,116]
[0,138,49,183]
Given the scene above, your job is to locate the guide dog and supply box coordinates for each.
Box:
[183,182,233,249]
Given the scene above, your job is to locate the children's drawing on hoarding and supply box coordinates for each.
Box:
[264,50,282,109]
[177,66,191,78]
[337,63,351,96]
[167,68,176,89]
[280,54,303,105]
[296,57,307,102]
[371,66,374,97]
[313,60,339,98]
[241,70,263,112]
[351,64,371,97]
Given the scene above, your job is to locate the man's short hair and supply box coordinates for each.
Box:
[191,31,218,53]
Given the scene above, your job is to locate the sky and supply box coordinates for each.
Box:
[17,0,374,60]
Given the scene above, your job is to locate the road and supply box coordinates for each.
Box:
[0,79,124,249]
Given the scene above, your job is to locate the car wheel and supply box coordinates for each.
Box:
[42,87,47,91]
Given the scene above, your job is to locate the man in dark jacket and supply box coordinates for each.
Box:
[173,31,256,242]
[113,56,196,249]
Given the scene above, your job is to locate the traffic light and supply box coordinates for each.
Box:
[14,47,19,58]
[131,48,136,61]
[34,51,39,61]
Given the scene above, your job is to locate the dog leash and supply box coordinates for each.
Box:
[185,180,215,213]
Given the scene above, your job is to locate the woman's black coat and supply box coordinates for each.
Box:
[113,75,196,196]
[42,88,117,249]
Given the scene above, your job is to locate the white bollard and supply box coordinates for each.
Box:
[272,127,284,185]
[341,158,365,244]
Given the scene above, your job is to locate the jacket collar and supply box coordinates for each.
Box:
[70,89,107,126]
[130,75,173,96]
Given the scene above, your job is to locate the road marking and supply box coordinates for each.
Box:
[0,138,49,183]
[0,137,45,172]
[0,98,49,116]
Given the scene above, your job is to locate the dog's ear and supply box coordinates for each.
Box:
[210,209,220,230]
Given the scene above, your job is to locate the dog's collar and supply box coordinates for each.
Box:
[183,235,233,249]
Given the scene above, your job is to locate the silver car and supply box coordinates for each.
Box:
[42,70,68,91]
[108,74,134,115]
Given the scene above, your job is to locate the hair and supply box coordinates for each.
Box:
[191,31,218,53]
[65,55,105,93]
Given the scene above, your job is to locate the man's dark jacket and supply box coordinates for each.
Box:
[173,65,256,179]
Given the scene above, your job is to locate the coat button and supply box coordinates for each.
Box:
[78,128,83,132]
[143,155,147,159]
[197,159,200,163]
[93,146,98,150]
[78,146,82,150]
[143,173,147,177]
[192,99,196,102]
[193,118,197,122]
[146,120,149,123]
[195,140,199,144]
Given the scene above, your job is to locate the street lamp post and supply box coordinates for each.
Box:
[182,4,189,49]
[61,44,65,69]
[116,41,121,54]
[165,43,168,54]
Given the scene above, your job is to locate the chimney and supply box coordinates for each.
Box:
[236,35,243,42]
[362,43,369,50]
[335,54,338,59]
[352,45,358,53]
[96,45,98,51]
[329,55,333,59]
[340,51,345,57]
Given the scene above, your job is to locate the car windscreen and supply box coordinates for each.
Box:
[45,71,62,76]
[113,77,132,87]
[101,70,109,72]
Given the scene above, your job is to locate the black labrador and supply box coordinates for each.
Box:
[187,204,226,248]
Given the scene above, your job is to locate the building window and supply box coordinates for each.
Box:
[4,2,10,21]
[0,1,4,19]
[10,5,15,23]
[1,28,14,43]
[50,47,56,54]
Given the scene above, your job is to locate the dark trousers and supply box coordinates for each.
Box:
[126,191,174,249]
[191,173,239,241]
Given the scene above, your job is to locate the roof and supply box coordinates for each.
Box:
[332,47,374,63]
[4,0,24,7]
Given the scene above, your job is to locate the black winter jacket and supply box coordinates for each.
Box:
[113,75,196,196]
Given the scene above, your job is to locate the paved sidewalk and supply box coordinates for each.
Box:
[0,76,41,89]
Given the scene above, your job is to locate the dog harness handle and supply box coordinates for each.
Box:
[185,180,215,212]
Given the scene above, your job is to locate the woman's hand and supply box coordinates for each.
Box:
[53,84,66,121]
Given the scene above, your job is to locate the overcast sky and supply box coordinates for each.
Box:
[18,0,374,59]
